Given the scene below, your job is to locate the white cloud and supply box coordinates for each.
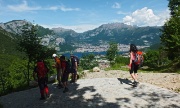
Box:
[41,24,101,33]
[7,1,41,12]
[49,6,59,11]
[117,11,129,15]
[7,1,80,12]
[112,2,120,9]
[48,5,80,11]
[59,5,80,11]
[123,7,170,26]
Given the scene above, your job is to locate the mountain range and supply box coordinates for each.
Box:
[0,20,162,52]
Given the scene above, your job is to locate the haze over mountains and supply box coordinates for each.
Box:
[0,20,162,52]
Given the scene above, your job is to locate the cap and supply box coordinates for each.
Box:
[52,54,57,58]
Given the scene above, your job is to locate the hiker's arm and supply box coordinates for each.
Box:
[129,52,133,65]
[128,52,133,69]
[75,61,78,70]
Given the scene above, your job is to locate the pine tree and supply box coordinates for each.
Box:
[160,0,180,61]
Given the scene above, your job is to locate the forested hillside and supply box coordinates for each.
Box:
[0,27,19,55]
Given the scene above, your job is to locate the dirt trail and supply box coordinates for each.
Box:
[83,70,180,93]
[0,70,180,108]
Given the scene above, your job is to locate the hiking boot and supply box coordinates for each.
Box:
[63,88,69,93]
[132,81,137,84]
[133,81,139,86]
[58,84,63,89]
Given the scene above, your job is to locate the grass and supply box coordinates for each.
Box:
[175,88,180,93]
[104,62,180,74]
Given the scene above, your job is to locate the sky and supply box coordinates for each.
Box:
[0,0,170,33]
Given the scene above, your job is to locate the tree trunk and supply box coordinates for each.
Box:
[27,60,30,86]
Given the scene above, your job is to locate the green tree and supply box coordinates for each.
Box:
[0,54,22,95]
[106,42,118,64]
[18,24,40,86]
[160,0,180,61]
[144,50,170,68]
[80,54,98,70]
[17,24,56,86]
[144,50,159,68]
[8,58,28,90]
[115,55,129,65]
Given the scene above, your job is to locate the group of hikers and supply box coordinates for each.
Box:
[33,54,79,100]
[33,44,143,100]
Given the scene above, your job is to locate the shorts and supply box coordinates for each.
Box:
[70,68,77,74]
[129,62,139,74]
[38,77,48,90]
[61,72,69,83]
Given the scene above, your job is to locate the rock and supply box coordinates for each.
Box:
[93,67,100,72]
[29,80,38,87]
[49,75,56,82]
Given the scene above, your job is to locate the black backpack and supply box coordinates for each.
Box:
[73,56,80,66]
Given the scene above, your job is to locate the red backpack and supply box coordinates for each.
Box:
[134,51,144,66]
[37,62,47,78]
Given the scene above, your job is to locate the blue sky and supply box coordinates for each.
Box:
[0,0,170,33]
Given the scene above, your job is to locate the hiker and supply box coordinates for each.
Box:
[52,54,63,88]
[70,54,78,83]
[33,59,49,100]
[128,44,139,86]
[60,55,70,93]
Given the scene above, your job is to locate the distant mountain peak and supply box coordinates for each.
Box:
[51,27,77,34]
[99,22,137,29]
[0,20,32,34]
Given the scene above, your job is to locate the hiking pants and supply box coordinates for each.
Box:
[38,77,49,97]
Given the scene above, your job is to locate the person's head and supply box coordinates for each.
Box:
[130,44,138,52]
[52,54,57,58]
[60,55,66,61]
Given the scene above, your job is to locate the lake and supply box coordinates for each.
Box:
[61,51,127,58]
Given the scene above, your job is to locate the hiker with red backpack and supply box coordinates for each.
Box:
[60,55,70,93]
[33,59,50,100]
[128,44,143,86]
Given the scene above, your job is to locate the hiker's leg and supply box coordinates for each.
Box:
[62,74,69,93]
[74,69,77,82]
[71,69,76,82]
[130,63,136,81]
[57,69,61,85]
[134,64,139,82]
[44,77,49,95]
[130,73,136,81]
[57,69,63,86]
[38,78,45,98]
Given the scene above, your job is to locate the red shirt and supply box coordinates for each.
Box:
[61,61,66,69]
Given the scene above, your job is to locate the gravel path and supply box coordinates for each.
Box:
[0,78,180,108]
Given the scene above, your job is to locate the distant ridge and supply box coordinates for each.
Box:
[0,20,162,52]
